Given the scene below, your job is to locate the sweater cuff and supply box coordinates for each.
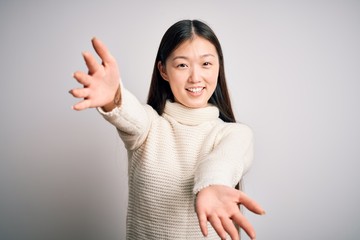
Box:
[193,167,243,194]
[96,87,146,127]
[193,179,235,195]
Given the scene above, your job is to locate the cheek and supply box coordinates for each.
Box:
[207,71,219,85]
[167,76,184,96]
[168,72,188,86]
[208,76,218,95]
[207,67,219,79]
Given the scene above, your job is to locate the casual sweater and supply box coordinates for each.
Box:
[98,87,254,239]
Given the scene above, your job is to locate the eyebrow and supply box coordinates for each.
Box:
[171,54,216,61]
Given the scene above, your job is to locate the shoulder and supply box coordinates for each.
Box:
[207,121,253,148]
[216,122,254,146]
[218,121,254,138]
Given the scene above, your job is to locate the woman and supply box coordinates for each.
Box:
[70,19,264,240]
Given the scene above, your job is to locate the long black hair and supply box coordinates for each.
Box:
[147,19,236,123]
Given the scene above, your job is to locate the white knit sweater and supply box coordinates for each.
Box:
[98,87,254,239]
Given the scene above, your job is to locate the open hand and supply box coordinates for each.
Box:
[69,38,120,111]
[195,185,265,240]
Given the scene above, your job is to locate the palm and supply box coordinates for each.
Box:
[196,185,264,240]
[70,38,120,110]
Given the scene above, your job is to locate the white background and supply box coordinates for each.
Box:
[1,0,359,239]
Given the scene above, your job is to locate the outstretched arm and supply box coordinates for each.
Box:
[194,124,264,239]
[196,185,265,240]
[69,38,120,112]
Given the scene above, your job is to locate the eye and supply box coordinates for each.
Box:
[177,63,188,68]
[203,62,212,67]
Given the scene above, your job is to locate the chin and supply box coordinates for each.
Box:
[183,102,207,109]
[175,97,209,109]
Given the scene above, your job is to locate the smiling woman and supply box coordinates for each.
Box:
[158,36,219,108]
[147,19,235,123]
[69,19,264,240]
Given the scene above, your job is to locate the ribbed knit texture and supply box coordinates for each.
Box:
[98,87,254,239]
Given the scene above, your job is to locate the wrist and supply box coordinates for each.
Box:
[102,85,121,112]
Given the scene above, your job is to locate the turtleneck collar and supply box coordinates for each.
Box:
[163,100,220,126]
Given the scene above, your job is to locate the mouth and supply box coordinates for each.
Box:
[186,87,205,94]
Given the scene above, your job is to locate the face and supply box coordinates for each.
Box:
[158,36,219,108]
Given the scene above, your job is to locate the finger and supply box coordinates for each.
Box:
[232,212,256,240]
[208,215,227,240]
[69,87,90,99]
[238,192,265,215]
[73,71,91,86]
[221,217,239,240]
[82,51,100,75]
[196,213,208,237]
[72,99,91,111]
[91,37,115,65]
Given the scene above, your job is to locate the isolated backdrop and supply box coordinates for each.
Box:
[1,1,359,239]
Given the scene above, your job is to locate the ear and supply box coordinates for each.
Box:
[158,61,169,81]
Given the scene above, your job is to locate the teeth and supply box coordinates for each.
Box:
[187,87,203,93]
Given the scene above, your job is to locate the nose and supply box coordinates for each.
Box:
[188,66,201,83]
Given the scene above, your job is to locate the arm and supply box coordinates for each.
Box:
[97,86,153,150]
[194,124,264,240]
[69,38,151,150]
[193,123,254,193]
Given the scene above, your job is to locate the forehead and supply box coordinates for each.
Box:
[170,36,218,58]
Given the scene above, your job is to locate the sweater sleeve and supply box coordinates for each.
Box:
[193,123,254,194]
[97,85,154,151]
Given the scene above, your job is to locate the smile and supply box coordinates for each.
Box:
[186,87,204,93]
